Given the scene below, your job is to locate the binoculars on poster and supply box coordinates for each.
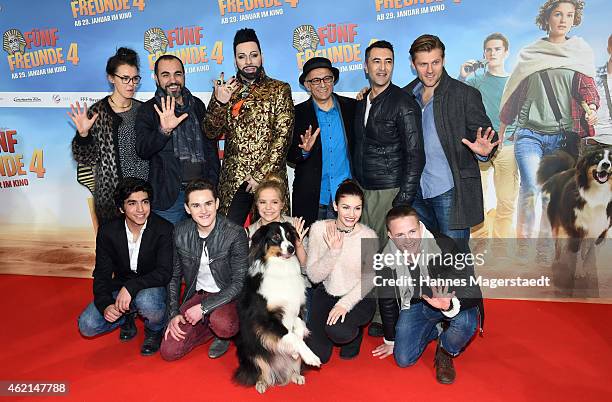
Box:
[463,59,488,73]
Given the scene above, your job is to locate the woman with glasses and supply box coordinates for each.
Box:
[69,47,148,226]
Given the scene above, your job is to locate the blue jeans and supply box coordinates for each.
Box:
[514,129,563,238]
[154,190,187,225]
[412,187,470,250]
[393,302,478,367]
[78,287,167,337]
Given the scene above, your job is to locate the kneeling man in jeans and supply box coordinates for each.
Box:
[78,177,174,356]
[372,206,484,384]
[160,179,248,360]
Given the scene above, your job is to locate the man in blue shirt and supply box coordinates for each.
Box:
[404,34,498,252]
[288,57,356,227]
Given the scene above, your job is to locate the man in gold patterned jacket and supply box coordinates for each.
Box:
[204,28,295,226]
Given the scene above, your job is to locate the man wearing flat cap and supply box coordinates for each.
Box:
[287,57,356,227]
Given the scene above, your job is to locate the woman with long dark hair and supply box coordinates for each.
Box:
[305,179,378,363]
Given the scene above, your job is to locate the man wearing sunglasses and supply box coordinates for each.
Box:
[288,57,357,228]
[136,55,220,224]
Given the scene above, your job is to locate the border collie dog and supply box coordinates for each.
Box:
[234,222,320,394]
[538,149,612,277]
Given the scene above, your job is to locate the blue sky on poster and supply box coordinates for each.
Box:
[0,0,609,93]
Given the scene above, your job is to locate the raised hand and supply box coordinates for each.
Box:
[213,72,240,104]
[67,101,99,137]
[153,95,188,134]
[461,126,500,157]
[299,125,320,153]
[323,221,344,250]
[292,216,309,245]
[422,284,455,311]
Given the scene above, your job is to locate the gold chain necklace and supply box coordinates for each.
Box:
[109,96,132,109]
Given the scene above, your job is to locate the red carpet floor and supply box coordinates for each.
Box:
[0,274,610,401]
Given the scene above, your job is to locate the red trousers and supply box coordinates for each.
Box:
[160,292,239,361]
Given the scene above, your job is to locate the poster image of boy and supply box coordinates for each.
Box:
[459,33,519,244]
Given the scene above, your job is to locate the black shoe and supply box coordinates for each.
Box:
[140,327,163,356]
[119,313,137,342]
[434,340,456,384]
[340,328,363,360]
[367,322,384,338]
[208,337,230,359]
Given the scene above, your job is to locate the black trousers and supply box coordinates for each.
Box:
[306,285,375,364]
[226,182,254,226]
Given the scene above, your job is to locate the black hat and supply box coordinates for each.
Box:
[299,57,339,85]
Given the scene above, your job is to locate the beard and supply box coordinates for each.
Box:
[163,83,183,98]
[238,65,263,81]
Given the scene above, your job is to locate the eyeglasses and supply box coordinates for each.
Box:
[305,75,334,85]
[114,74,142,85]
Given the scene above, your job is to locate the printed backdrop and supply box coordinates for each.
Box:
[0,0,610,281]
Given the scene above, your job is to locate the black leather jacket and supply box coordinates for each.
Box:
[167,214,248,321]
[352,83,425,206]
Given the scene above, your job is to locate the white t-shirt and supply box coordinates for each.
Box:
[196,237,220,293]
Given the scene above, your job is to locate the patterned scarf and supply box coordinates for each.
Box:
[154,86,205,164]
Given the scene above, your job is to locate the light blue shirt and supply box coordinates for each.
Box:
[413,83,454,199]
[313,97,351,205]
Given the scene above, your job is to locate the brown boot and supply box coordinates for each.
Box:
[434,341,456,384]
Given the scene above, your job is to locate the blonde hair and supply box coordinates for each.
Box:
[254,175,286,204]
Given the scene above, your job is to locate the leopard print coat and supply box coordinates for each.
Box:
[72,97,144,225]
[204,73,294,215]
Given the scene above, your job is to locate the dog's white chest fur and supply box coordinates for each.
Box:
[576,185,612,237]
[257,256,306,329]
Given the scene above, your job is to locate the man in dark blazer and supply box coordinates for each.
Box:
[78,177,174,356]
[403,35,499,252]
[288,57,356,227]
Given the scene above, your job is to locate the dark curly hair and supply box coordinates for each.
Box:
[535,0,584,31]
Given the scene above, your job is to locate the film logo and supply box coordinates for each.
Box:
[143,26,223,73]
[70,0,145,26]
[294,23,362,73]
[0,129,46,190]
[4,28,78,79]
[375,0,449,21]
[218,0,298,24]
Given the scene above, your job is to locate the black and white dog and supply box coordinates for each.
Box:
[538,148,612,279]
[234,222,320,394]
